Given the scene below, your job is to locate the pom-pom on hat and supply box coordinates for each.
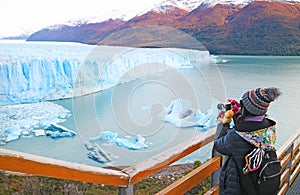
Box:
[241,87,281,116]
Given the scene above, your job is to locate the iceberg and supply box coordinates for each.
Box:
[2,125,22,143]
[32,130,46,137]
[0,41,211,105]
[89,131,148,150]
[159,98,216,129]
[85,142,112,164]
[89,131,118,142]
[45,123,77,139]
[0,101,73,144]
[115,135,148,150]
[45,130,76,139]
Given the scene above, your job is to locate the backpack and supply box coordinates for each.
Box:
[237,149,281,195]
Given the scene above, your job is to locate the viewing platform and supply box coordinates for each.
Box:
[0,127,299,194]
[286,172,300,195]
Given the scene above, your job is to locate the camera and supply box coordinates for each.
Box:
[217,103,232,111]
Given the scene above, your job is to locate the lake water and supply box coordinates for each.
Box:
[1,41,300,167]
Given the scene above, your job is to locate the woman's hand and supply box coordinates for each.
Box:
[218,110,234,124]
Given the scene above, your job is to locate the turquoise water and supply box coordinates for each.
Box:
[2,53,300,167]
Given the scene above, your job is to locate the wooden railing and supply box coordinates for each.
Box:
[155,128,300,195]
[277,128,300,195]
[0,127,299,195]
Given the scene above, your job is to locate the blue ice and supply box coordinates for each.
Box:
[0,102,74,145]
[159,98,216,129]
[89,131,148,150]
[115,135,148,150]
[0,42,211,105]
[45,123,77,139]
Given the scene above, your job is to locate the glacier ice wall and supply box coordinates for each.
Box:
[0,41,211,105]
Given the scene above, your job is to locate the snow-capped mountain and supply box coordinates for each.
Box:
[151,0,300,12]
[151,0,203,12]
[27,0,300,55]
[44,9,137,31]
[198,0,300,7]
[150,0,250,13]
[28,0,300,31]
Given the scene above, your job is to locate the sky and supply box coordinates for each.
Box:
[0,0,163,38]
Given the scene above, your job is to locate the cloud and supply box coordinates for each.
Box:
[0,0,163,37]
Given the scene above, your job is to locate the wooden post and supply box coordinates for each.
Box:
[119,185,134,195]
[211,123,225,187]
[285,143,294,186]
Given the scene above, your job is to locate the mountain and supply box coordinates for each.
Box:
[27,1,300,55]
[119,6,188,28]
[152,0,203,11]
[27,19,126,44]
[218,1,300,55]
[181,1,300,55]
[1,34,29,40]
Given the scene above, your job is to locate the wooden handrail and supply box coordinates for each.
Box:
[0,127,299,195]
[122,127,216,185]
[0,148,128,186]
[277,128,300,194]
[155,156,221,195]
[292,142,300,157]
[280,168,290,188]
[154,128,300,195]
[277,128,300,159]
[280,153,292,172]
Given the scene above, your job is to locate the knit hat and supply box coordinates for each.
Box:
[241,87,281,116]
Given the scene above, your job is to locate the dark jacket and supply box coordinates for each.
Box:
[213,116,276,195]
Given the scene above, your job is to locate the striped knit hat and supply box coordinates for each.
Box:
[241,87,281,116]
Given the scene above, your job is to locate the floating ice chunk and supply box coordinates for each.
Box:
[3,125,22,142]
[197,109,213,129]
[45,123,71,132]
[89,131,118,142]
[32,130,46,136]
[85,142,112,163]
[45,123,77,139]
[165,98,191,117]
[87,151,107,163]
[0,102,73,144]
[89,131,148,150]
[159,98,215,129]
[115,135,148,150]
[160,98,201,128]
[45,130,76,139]
[38,116,60,129]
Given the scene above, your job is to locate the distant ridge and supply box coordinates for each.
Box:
[98,25,207,50]
[27,1,300,55]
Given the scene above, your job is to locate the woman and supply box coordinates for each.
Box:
[213,87,281,195]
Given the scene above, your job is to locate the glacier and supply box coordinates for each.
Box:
[0,41,212,105]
